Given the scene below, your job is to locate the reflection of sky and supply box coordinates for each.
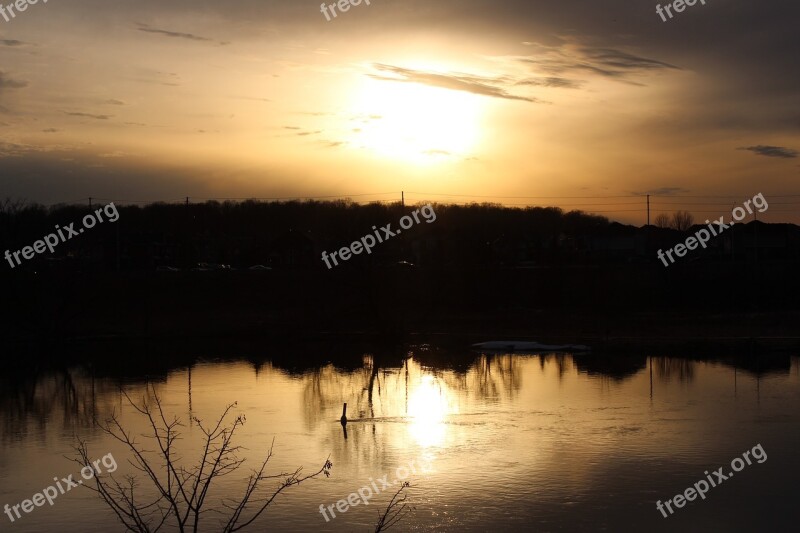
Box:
[0,355,799,531]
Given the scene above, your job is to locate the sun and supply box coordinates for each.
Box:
[347,74,484,164]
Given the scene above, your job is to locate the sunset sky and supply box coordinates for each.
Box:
[1,0,798,223]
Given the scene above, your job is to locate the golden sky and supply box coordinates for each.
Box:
[1,0,799,223]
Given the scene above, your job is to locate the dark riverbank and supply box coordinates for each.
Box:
[2,261,799,346]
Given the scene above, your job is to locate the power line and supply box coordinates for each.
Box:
[405,192,642,199]
[189,192,401,201]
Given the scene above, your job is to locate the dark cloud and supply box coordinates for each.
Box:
[739,145,799,159]
[0,39,26,47]
[369,64,545,103]
[136,23,229,45]
[515,77,583,89]
[519,43,678,85]
[582,48,678,72]
[63,112,113,120]
[632,187,691,196]
[0,71,27,90]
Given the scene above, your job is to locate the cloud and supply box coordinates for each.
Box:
[0,71,27,90]
[631,187,690,196]
[136,23,229,45]
[0,39,26,47]
[233,96,271,102]
[515,77,583,89]
[369,63,546,103]
[518,43,679,85]
[321,140,344,148]
[104,99,126,105]
[42,128,59,133]
[280,127,321,137]
[739,145,799,159]
[63,111,113,120]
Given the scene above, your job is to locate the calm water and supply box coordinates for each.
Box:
[1,349,799,532]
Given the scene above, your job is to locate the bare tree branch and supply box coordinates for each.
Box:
[75,387,332,533]
[374,482,413,533]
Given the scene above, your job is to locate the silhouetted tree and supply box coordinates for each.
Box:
[654,213,671,229]
[672,211,694,231]
[670,210,694,231]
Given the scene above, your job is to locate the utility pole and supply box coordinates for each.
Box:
[646,194,651,255]
[116,221,120,271]
[754,210,758,264]
[401,191,404,208]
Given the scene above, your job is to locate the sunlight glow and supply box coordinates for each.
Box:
[347,75,484,164]
[407,374,455,447]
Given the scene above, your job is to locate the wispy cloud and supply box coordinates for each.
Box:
[631,187,690,196]
[739,145,799,159]
[519,42,679,86]
[63,111,113,120]
[0,71,27,90]
[280,127,322,137]
[369,63,545,103]
[233,96,271,102]
[515,77,583,89]
[136,23,229,46]
[321,140,344,148]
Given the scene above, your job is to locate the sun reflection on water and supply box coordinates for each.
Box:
[407,374,457,447]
